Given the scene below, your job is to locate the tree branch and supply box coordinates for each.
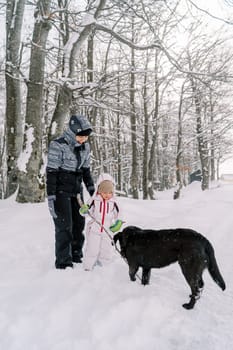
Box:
[187,0,233,25]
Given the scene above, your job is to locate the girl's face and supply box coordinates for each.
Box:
[100,192,113,200]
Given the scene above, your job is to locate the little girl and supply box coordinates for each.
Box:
[81,173,122,271]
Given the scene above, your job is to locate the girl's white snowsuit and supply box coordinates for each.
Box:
[83,174,120,270]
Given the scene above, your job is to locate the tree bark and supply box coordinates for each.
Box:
[129,19,138,199]
[48,85,72,143]
[142,54,149,200]
[17,0,52,203]
[209,92,215,181]
[47,0,71,142]
[148,51,159,199]
[174,82,185,199]
[116,78,122,191]
[5,0,26,197]
[190,77,209,190]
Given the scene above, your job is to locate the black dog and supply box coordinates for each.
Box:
[113,226,226,309]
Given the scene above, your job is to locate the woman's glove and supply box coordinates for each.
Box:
[79,204,90,216]
[109,219,123,233]
[48,195,57,219]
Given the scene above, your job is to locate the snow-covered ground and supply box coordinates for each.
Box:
[0,181,232,350]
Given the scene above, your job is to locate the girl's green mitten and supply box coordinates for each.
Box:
[109,219,123,233]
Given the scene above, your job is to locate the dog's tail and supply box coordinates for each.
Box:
[205,241,226,291]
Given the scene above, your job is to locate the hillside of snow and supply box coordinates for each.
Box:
[0,181,232,350]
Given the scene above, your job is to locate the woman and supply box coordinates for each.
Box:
[46,114,95,269]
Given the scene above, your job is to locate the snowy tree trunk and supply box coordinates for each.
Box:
[190,78,209,191]
[174,82,185,199]
[148,52,159,199]
[86,29,101,176]
[5,0,26,198]
[129,20,139,199]
[197,115,209,191]
[209,95,215,181]
[142,55,149,200]
[48,86,72,143]
[47,0,71,142]
[116,79,122,191]
[17,0,52,203]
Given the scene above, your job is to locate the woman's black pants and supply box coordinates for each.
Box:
[53,195,85,268]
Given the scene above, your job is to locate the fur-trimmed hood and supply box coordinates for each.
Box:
[88,173,116,203]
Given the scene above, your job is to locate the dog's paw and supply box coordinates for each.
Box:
[141,279,150,285]
[182,302,193,310]
[129,275,136,282]
[182,296,196,310]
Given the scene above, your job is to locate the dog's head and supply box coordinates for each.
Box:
[122,226,142,235]
[113,226,142,256]
[113,226,139,243]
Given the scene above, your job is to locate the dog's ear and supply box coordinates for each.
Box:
[113,232,127,257]
[113,232,122,244]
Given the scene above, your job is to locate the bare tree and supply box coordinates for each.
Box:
[129,18,139,199]
[142,51,149,199]
[17,0,53,202]
[148,49,160,199]
[48,0,107,142]
[174,81,185,199]
[5,0,26,197]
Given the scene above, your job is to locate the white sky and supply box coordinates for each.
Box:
[195,0,230,12]
[220,157,233,174]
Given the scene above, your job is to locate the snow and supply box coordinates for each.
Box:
[11,0,20,30]
[81,14,96,27]
[0,181,233,350]
[17,126,35,172]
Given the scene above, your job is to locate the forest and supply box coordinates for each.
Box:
[1,0,233,202]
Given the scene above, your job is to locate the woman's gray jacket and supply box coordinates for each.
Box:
[46,127,95,197]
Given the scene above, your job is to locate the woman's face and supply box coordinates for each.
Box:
[76,135,88,144]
